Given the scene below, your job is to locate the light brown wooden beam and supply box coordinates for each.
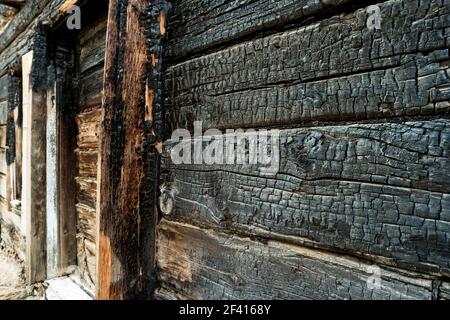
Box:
[22,50,47,284]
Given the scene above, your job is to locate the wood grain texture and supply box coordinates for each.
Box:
[97,0,169,300]
[22,50,47,284]
[157,220,449,300]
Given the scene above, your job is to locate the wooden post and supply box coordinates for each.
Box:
[46,67,58,279]
[97,0,170,299]
[22,50,47,284]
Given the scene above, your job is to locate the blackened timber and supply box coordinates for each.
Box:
[165,0,384,61]
[160,119,450,276]
[97,0,171,300]
[165,0,450,131]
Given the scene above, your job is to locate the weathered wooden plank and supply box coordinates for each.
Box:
[76,177,97,209]
[0,101,8,124]
[76,202,97,284]
[0,5,16,36]
[76,204,97,243]
[0,0,53,53]
[56,60,78,274]
[0,148,7,174]
[0,1,26,9]
[160,119,450,275]
[166,0,450,130]
[77,151,98,178]
[0,0,69,73]
[79,67,104,109]
[22,50,47,284]
[97,0,170,300]
[46,75,59,278]
[157,220,447,300]
[0,172,6,198]
[79,15,107,74]
[166,0,364,60]
[0,211,25,262]
[440,282,450,299]
[0,75,8,102]
[0,126,6,147]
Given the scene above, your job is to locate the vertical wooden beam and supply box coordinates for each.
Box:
[46,67,58,279]
[55,47,78,273]
[97,0,170,299]
[22,50,47,284]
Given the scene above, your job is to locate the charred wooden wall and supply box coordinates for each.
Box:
[156,0,450,300]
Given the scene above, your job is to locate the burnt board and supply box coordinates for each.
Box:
[156,0,450,300]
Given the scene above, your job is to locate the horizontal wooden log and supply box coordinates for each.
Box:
[0,0,53,53]
[160,119,450,275]
[440,282,450,299]
[76,177,97,209]
[0,101,7,124]
[166,0,364,60]
[157,220,448,300]
[76,108,101,150]
[77,151,98,178]
[79,67,103,109]
[79,13,107,74]
[166,0,450,130]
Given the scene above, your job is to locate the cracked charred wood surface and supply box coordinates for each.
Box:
[161,120,450,276]
[166,0,376,61]
[166,0,450,131]
[156,220,450,300]
[0,1,25,9]
[157,0,450,300]
[97,0,169,300]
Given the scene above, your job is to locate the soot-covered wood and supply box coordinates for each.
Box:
[165,0,450,132]
[157,0,450,300]
[97,0,170,300]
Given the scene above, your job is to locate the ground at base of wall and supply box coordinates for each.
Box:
[0,246,44,300]
[44,277,92,300]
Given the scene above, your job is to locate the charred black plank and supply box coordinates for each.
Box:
[160,119,450,275]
